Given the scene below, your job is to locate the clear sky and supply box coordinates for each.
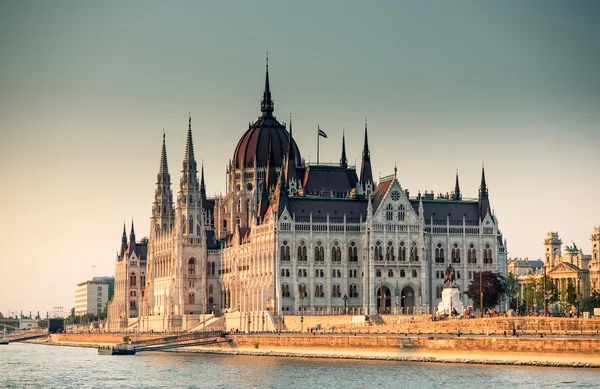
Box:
[0,1,598,316]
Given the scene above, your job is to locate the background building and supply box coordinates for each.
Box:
[74,277,114,316]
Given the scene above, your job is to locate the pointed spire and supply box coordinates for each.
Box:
[260,53,274,116]
[340,129,347,168]
[360,117,374,190]
[453,170,462,201]
[129,220,136,243]
[181,114,199,192]
[159,130,169,177]
[200,160,208,210]
[120,222,127,256]
[418,197,425,219]
[284,114,298,184]
[479,164,488,198]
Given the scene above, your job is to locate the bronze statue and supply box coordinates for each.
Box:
[444,264,455,288]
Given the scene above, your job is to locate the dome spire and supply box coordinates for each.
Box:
[260,53,274,116]
[453,170,462,201]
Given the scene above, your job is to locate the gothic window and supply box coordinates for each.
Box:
[391,191,400,201]
[281,284,290,298]
[331,269,341,278]
[400,269,406,277]
[436,285,444,299]
[297,268,307,278]
[452,244,461,264]
[332,284,341,298]
[189,216,194,235]
[410,241,419,262]
[208,297,214,305]
[298,284,307,298]
[211,262,215,275]
[235,217,241,229]
[348,242,358,262]
[412,269,417,278]
[209,285,213,294]
[223,220,227,230]
[280,242,290,261]
[297,241,307,261]
[375,241,383,261]
[349,284,359,298]
[332,242,341,262]
[314,242,324,261]
[398,204,405,221]
[376,269,382,277]
[399,241,406,262]
[388,269,394,277]
[129,273,136,287]
[435,243,445,264]
[188,293,195,304]
[386,241,395,261]
[386,204,393,221]
[188,258,196,275]
[483,244,493,264]
[468,243,477,264]
[315,269,325,278]
[315,284,324,298]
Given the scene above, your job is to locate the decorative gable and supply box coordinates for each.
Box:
[373,179,417,223]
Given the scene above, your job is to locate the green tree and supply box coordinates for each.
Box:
[523,276,537,314]
[466,271,506,311]
[504,272,519,310]
[0,312,4,319]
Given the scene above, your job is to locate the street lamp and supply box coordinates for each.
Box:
[343,294,348,315]
[300,290,305,333]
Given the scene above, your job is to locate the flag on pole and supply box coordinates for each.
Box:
[318,127,327,138]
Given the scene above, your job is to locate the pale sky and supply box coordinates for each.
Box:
[1,1,598,316]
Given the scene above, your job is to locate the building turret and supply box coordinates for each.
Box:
[119,222,127,257]
[200,161,208,211]
[478,165,491,217]
[360,118,374,192]
[128,220,137,254]
[151,132,174,233]
[452,171,462,201]
[340,130,348,168]
[177,115,201,236]
[283,116,298,186]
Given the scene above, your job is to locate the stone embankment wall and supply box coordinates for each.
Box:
[50,334,164,344]
[369,317,600,335]
[229,334,600,354]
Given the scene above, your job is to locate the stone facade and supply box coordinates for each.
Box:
[107,62,507,332]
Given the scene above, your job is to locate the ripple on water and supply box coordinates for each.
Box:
[1,344,599,389]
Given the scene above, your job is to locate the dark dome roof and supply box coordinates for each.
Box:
[233,115,301,169]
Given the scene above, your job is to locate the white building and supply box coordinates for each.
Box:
[75,280,109,316]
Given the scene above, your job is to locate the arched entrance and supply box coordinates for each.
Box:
[376,285,392,314]
[401,286,415,314]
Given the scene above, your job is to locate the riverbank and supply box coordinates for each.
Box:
[34,332,600,368]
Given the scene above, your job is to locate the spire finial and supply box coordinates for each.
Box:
[394,162,397,178]
[340,129,348,168]
[454,169,462,200]
[261,54,274,116]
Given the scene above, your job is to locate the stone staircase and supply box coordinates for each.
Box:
[189,315,224,332]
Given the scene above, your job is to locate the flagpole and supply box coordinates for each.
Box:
[317,125,320,165]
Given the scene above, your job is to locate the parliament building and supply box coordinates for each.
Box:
[107,63,508,332]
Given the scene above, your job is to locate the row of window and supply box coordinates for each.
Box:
[385,203,406,221]
[374,244,419,262]
[282,268,362,278]
[187,293,216,305]
[434,243,494,264]
[281,284,360,298]
[375,269,418,278]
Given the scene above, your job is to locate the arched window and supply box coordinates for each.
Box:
[349,284,359,298]
[189,216,194,235]
[348,242,358,262]
[332,243,341,262]
[452,244,461,264]
[314,242,324,261]
[280,241,290,261]
[188,293,195,304]
[332,284,341,298]
[386,204,393,221]
[129,272,136,287]
[297,242,307,261]
[223,219,228,230]
[315,284,324,298]
[188,258,196,275]
[298,284,307,298]
[468,243,477,264]
[435,243,445,263]
[208,297,214,305]
[483,244,493,264]
[235,216,241,229]
[211,262,215,275]
[386,242,395,261]
[399,242,406,261]
[281,284,290,298]
[410,242,418,262]
[398,204,405,221]
[388,269,394,277]
[375,241,383,261]
[209,285,213,294]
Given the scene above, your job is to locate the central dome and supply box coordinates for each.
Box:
[232,61,301,169]
[233,116,301,169]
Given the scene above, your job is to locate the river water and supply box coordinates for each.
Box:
[1,343,597,388]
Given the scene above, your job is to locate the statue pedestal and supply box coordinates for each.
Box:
[437,287,464,316]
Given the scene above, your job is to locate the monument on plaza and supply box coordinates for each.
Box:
[437,264,464,316]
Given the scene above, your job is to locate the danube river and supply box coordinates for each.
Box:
[1,343,597,388]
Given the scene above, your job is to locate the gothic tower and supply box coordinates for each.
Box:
[360,118,374,193]
[544,231,562,268]
[151,133,174,235]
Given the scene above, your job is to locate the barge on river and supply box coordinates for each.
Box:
[98,345,136,355]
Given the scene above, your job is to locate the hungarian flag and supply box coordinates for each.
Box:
[318,127,327,138]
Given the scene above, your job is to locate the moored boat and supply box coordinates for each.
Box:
[98,345,136,355]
